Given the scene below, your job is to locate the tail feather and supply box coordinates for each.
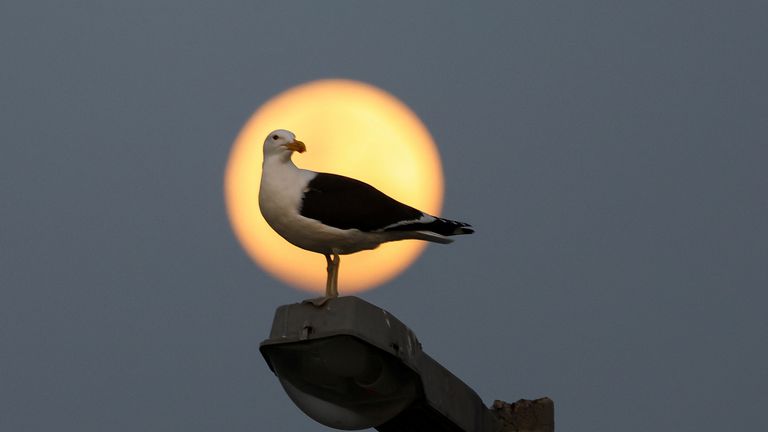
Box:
[384,215,474,237]
[411,231,454,244]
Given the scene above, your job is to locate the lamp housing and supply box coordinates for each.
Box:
[260,296,498,431]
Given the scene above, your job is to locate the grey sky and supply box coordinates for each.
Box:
[2,1,767,431]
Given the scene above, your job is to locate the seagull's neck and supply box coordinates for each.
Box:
[263,153,299,172]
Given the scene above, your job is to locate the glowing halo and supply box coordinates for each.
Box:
[224,79,444,294]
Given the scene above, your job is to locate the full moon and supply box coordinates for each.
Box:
[224,79,444,294]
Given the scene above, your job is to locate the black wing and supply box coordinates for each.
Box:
[299,173,423,232]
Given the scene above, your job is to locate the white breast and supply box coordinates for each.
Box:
[259,159,309,230]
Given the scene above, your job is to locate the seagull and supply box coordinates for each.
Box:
[258,129,473,299]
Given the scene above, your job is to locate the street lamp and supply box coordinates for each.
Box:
[260,296,499,431]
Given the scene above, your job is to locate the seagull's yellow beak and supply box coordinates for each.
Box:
[284,140,306,153]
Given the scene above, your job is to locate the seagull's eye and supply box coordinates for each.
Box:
[272,135,279,140]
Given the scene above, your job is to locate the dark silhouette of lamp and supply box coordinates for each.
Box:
[260,296,499,431]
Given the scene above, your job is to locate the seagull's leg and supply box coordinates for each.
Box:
[324,254,335,297]
[308,252,340,306]
[324,252,340,298]
[328,251,340,298]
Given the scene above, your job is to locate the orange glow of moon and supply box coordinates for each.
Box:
[224,79,444,294]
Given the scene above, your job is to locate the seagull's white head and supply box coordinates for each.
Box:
[263,129,306,160]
